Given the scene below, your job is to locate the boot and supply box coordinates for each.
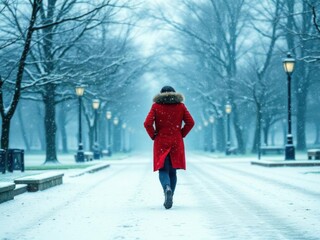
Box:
[163,185,173,209]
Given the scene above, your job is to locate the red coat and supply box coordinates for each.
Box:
[144,92,195,171]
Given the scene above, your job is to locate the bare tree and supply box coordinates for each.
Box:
[240,0,285,152]
[0,0,138,162]
[0,0,41,150]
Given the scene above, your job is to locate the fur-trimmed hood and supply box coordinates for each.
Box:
[153,92,184,104]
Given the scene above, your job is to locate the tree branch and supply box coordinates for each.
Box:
[32,2,112,30]
[311,6,320,33]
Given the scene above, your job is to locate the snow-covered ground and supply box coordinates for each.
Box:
[1,152,319,240]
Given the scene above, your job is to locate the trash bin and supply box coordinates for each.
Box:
[7,149,24,172]
[93,143,100,160]
[0,149,5,174]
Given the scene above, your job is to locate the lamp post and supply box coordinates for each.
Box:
[92,99,100,159]
[225,102,232,155]
[203,120,209,151]
[209,116,215,152]
[113,117,119,152]
[75,85,85,162]
[283,52,296,160]
[127,127,132,152]
[106,111,112,156]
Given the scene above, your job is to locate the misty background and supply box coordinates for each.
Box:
[1,0,320,163]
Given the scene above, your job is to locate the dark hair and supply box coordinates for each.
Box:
[160,86,176,93]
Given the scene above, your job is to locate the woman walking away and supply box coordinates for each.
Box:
[144,86,195,209]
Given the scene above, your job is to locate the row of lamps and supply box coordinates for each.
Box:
[75,86,119,162]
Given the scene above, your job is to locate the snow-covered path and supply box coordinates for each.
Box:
[1,153,319,240]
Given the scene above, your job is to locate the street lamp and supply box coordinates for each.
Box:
[113,117,119,125]
[209,116,215,152]
[106,111,112,156]
[209,116,215,124]
[283,52,296,160]
[75,85,85,162]
[113,117,119,152]
[127,127,132,152]
[92,99,100,159]
[225,101,232,155]
[203,120,208,151]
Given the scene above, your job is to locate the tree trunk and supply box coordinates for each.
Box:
[216,117,225,152]
[295,63,308,150]
[203,124,209,151]
[251,104,261,153]
[113,124,121,153]
[209,123,214,152]
[285,0,308,151]
[40,0,57,162]
[263,124,270,146]
[43,84,58,163]
[36,104,46,151]
[89,125,94,151]
[1,117,11,150]
[296,91,307,150]
[100,114,106,149]
[58,104,68,153]
[18,105,30,151]
[271,128,275,145]
[315,122,320,145]
[232,106,245,154]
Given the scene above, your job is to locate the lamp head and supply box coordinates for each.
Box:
[106,111,112,120]
[75,85,85,96]
[209,116,215,123]
[113,117,119,125]
[225,102,232,114]
[92,99,100,109]
[282,52,295,74]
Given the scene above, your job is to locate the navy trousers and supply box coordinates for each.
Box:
[158,155,177,194]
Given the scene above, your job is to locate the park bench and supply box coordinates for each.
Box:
[226,147,238,155]
[84,151,93,161]
[14,184,28,196]
[14,172,64,192]
[307,149,320,160]
[260,146,284,155]
[0,182,15,204]
[74,151,94,162]
[101,150,109,157]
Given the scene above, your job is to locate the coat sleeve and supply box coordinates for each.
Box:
[144,104,156,140]
[181,104,195,138]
